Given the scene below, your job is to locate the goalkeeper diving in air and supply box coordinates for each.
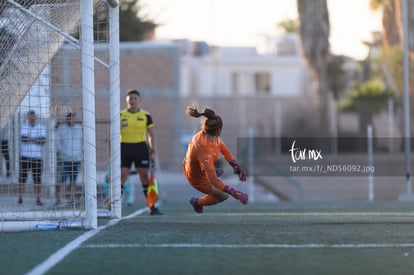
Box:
[183,105,248,213]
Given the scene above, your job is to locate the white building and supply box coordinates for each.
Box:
[177,34,314,98]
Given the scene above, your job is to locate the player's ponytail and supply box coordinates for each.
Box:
[186,105,203,118]
[186,105,223,136]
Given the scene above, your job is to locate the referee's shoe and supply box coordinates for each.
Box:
[149,206,163,215]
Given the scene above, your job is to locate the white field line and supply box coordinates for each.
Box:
[25,207,149,275]
[82,243,414,249]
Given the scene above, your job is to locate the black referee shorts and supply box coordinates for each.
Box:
[121,142,150,169]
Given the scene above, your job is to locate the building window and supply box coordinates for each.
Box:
[231,72,250,96]
[254,72,271,95]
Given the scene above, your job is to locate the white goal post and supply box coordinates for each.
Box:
[0,0,120,232]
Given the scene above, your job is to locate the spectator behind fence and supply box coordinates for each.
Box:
[55,112,83,205]
[18,110,47,206]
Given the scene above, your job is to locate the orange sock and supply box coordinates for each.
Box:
[197,194,219,206]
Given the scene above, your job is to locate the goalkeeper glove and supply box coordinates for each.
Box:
[229,160,247,182]
[223,185,248,205]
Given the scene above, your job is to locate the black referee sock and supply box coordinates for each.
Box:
[142,185,149,198]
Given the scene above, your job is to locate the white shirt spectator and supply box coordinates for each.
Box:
[20,122,47,159]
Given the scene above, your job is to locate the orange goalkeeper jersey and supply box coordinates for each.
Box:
[183,130,234,185]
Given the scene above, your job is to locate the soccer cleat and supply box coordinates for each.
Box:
[36,200,43,206]
[149,206,163,215]
[189,197,203,213]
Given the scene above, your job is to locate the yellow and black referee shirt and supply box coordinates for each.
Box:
[120,108,154,143]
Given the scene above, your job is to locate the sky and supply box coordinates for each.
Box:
[140,0,382,60]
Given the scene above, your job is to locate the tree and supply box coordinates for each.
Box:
[339,79,395,135]
[370,0,400,48]
[119,0,158,41]
[93,0,159,42]
[277,19,298,34]
[296,0,330,132]
[327,55,356,101]
[369,0,414,95]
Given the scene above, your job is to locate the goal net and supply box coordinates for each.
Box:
[0,0,120,232]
